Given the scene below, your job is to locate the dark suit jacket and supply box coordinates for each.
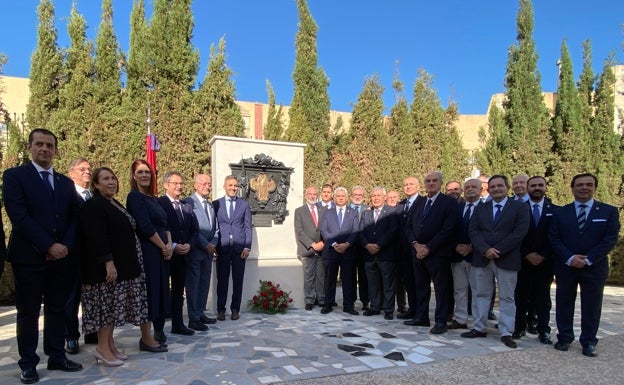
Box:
[451,200,481,263]
[469,198,530,271]
[158,196,198,248]
[78,193,141,284]
[359,205,398,261]
[2,162,81,264]
[397,196,421,243]
[521,199,559,264]
[320,206,359,260]
[213,196,252,253]
[294,203,326,258]
[0,209,6,277]
[549,200,620,280]
[408,193,459,258]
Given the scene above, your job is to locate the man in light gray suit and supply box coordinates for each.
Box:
[462,174,530,349]
[295,186,326,311]
[184,174,220,331]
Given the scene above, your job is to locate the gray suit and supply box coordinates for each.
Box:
[184,193,219,322]
[294,203,326,306]
[468,198,530,335]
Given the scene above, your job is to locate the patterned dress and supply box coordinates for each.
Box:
[81,200,148,334]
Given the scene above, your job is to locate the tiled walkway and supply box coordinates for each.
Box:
[1,286,623,384]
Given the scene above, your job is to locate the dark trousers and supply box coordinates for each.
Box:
[170,253,188,328]
[365,258,396,313]
[399,247,417,311]
[64,262,81,340]
[514,262,553,334]
[13,259,74,370]
[555,266,605,346]
[324,257,355,310]
[185,251,213,322]
[413,257,450,325]
[216,248,247,312]
[351,251,369,306]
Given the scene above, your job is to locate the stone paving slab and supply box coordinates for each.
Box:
[0,285,623,384]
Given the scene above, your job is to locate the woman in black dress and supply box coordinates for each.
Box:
[126,159,173,346]
[79,167,164,367]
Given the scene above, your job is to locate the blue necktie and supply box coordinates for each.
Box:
[172,201,184,224]
[203,200,212,229]
[532,203,540,226]
[422,199,433,218]
[338,208,343,229]
[493,204,502,225]
[463,203,473,225]
[578,204,587,230]
[40,171,54,195]
[228,198,235,219]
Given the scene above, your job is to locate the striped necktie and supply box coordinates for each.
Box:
[578,204,587,230]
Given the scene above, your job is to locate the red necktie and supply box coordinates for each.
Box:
[310,205,318,227]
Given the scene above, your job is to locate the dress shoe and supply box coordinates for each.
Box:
[488,310,497,320]
[554,340,570,351]
[512,330,526,340]
[501,336,517,349]
[154,330,167,344]
[403,319,430,327]
[396,306,408,314]
[461,329,487,338]
[384,312,394,320]
[430,324,448,334]
[113,350,129,360]
[527,323,538,335]
[320,305,333,314]
[200,315,217,324]
[363,309,381,316]
[396,311,416,320]
[582,344,597,357]
[94,349,124,367]
[332,302,338,307]
[171,325,195,335]
[188,320,209,331]
[20,368,39,384]
[65,339,79,355]
[448,320,468,329]
[538,332,552,345]
[231,311,240,320]
[305,303,314,311]
[84,332,98,344]
[343,309,359,316]
[217,311,226,321]
[47,358,83,372]
[139,339,168,353]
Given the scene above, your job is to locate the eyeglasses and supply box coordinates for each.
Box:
[167,181,184,186]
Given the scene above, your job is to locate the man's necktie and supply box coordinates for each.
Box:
[493,204,502,225]
[40,171,54,195]
[422,199,433,218]
[203,200,212,228]
[463,203,473,224]
[532,203,541,226]
[228,198,235,219]
[338,208,343,229]
[310,205,318,227]
[173,201,184,224]
[83,189,92,200]
[374,209,380,223]
[578,204,587,230]
[405,200,411,212]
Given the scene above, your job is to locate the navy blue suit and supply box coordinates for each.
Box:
[320,206,360,311]
[3,162,81,370]
[549,200,620,346]
[396,197,421,313]
[515,199,558,335]
[158,196,198,329]
[213,196,252,312]
[407,193,459,325]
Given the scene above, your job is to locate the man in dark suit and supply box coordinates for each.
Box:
[64,157,94,355]
[360,187,398,319]
[449,178,482,330]
[513,176,558,344]
[213,175,253,321]
[463,174,530,349]
[183,173,219,330]
[317,183,334,209]
[396,176,421,319]
[349,186,370,311]
[158,171,198,336]
[0,209,7,280]
[404,171,459,334]
[295,186,326,311]
[320,186,360,315]
[3,128,83,384]
[549,173,620,357]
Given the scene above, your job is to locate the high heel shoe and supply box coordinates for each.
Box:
[113,351,129,361]
[94,349,124,367]
[139,339,168,353]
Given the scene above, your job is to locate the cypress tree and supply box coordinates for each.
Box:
[286,0,331,186]
[578,40,594,135]
[503,0,551,177]
[263,80,284,140]
[388,73,417,190]
[27,0,63,129]
[476,102,513,177]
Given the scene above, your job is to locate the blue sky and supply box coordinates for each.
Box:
[1,1,622,115]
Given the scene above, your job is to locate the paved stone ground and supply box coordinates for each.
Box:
[0,285,623,385]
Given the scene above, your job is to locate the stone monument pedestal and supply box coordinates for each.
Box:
[207,136,306,313]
